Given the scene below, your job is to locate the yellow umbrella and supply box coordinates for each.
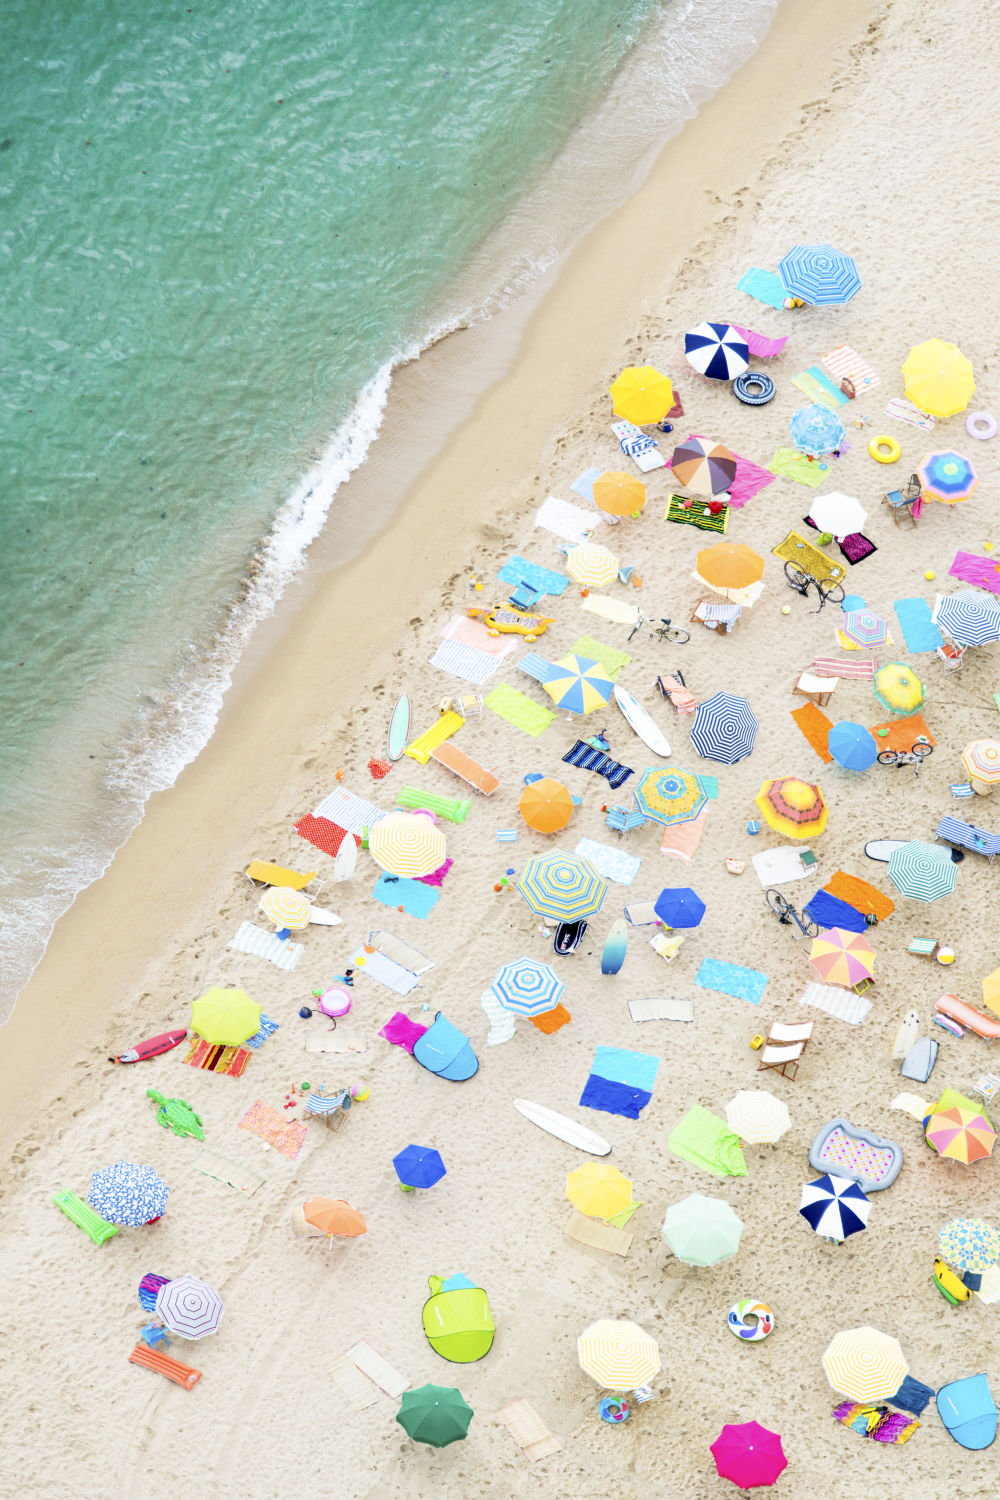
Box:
[982,966,1000,1018]
[592,470,646,517]
[695,542,764,593]
[962,740,1000,785]
[902,339,975,417]
[577,1319,660,1390]
[259,887,311,930]
[566,1162,632,1220]
[191,987,261,1046]
[873,662,924,716]
[609,365,673,426]
[822,1327,908,1401]
[755,777,828,839]
[563,543,620,588]
[369,811,446,877]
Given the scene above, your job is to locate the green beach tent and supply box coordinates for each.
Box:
[422,1274,495,1364]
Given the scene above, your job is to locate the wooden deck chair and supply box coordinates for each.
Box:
[793,670,838,708]
[757,1019,814,1081]
[690,599,741,634]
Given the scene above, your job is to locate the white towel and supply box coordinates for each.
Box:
[430,639,501,685]
[884,397,935,432]
[751,848,811,887]
[313,785,386,833]
[628,997,694,1023]
[480,988,517,1047]
[228,920,304,971]
[534,495,597,544]
[347,946,420,995]
[799,981,871,1025]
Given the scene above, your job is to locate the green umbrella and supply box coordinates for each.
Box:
[396,1383,474,1447]
[662,1192,744,1266]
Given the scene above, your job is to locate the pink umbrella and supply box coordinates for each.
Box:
[710,1421,788,1489]
[808,928,876,988]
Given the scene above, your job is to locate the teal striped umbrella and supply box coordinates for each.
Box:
[517,851,607,921]
[887,840,957,902]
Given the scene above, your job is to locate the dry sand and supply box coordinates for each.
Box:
[6,1,1000,1495]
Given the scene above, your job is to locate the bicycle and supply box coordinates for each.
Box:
[783,560,845,613]
[877,739,933,775]
[628,615,690,644]
[765,888,820,938]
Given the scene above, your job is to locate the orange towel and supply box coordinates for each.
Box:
[789,703,834,762]
[531,1003,571,1035]
[659,806,707,862]
[868,712,936,751]
[825,871,895,923]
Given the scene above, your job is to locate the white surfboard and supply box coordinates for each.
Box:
[386,693,411,762]
[892,1009,920,1061]
[333,836,357,884]
[513,1098,612,1156]
[613,684,670,756]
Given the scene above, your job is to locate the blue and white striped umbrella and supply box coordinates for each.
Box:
[491,956,565,1017]
[887,840,957,902]
[778,244,861,306]
[684,322,749,381]
[690,692,758,764]
[933,590,1000,646]
[88,1161,169,1226]
[789,404,846,457]
[517,851,607,921]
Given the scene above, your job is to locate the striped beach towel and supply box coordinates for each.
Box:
[799,982,872,1026]
[429,639,501,685]
[228,921,303,971]
[950,782,975,798]
[885,397,935,432]
[480,988,518,1046]
[611,420,667,471]
[812,656,876,680]
[313,786,386,835]
[562,738,633,789]
[821,345,880,395]
[516,651,556,684]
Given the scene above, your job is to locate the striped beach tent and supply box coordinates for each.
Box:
[577,1319,660,1390]
[690,692,758,764]
[684,322,749,381]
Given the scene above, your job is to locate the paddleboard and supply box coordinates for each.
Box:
[601,917,628,975]
[613,684,670,756]
[333,835,357,884]
[865,839,907,863]
[513,1098,612,1156]
[386,693,411,762]
[891,1009,920,1061]
[109,1028,187,1065]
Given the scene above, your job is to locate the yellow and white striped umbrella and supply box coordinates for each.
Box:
[563,543,620,588]
[577,1318,660,1391]
[259,888,311,930]
[369,811,446,877]
[822,1326,908,1401]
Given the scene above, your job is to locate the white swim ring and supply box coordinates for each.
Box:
[727,1299,774,1341]
[966,411,998,440]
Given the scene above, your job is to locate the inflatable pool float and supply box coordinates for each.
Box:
[727,1300,774,1341]
[868,434,901,463]
[599,1397,630,1423]
[733,371,776,406]
[808,1119,904,1192]
[966,411,998,440]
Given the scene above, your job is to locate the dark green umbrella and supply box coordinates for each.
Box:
[396,1383,474,1447]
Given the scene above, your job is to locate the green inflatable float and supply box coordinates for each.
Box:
[422,1274,495,1363]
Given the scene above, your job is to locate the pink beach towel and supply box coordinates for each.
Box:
[379,1012,429,1053]
[442,614,517,657]
[416,858,453,888]
[666,434,775,511]
[732,325,788,359]
[949,551,1000,594]
[659,806,707,863]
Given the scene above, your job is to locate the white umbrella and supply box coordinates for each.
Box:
[808,491,868,538]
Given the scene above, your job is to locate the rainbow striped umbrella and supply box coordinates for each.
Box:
[491,956,564,1017]
[542,654,615,715]
[563,543,620,588]
[259,887,311,930]
[840,608,890,648]
[939,1219,1000,1272]
[369,811,446,877]
[918,450,978,504]
[156,1276,224,1339]
[962,740,1000,785]
[517,851,607,921]
[809,928,875,987]
[577,1319,660,1390]
[822,1327,908,1401]
[887,840,956,902]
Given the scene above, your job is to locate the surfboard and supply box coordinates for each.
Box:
[612,684,670,756]
[333,836,356,884]
[601,917,628,975]
[513,1099,612,1156]
[386,693,411,762]
[891,1009,920,1061]
[865,839,907,863]
[110,1029,187,1065]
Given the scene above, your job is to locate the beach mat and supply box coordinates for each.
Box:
[346,1342,410,1398]
[813,655,876,680]
[737,266,786,309]
[228,921,304,971]
[949,551,1000,594]
[496,556,569,596]
[751,847,811,887]
[430,639,501,685]
[791,368,849,409]
[659,806,707,862]
[313,786,386,834]
[868,712,936,751]
[573,836,641,885]
[328,1357,380,1410]
[767,448,827,488]
[800,982,872,1026]
[496,1399,563,1462]
[664,495,729,532]
[372,874,440,919]
[695,958,767,1005]
[485,682,555,737]
[772,531,845,582]
[894,598,944,652]
[568,635,631,679]
[189,1147,265,1196]
[822,345,879,396]
[564,1211,633,1257]
[628,997,694,1023]
[295,815,361,860]
[790,703,835,762]
[725,450,776,509]
[825,871,895,922]
[304,1027,366,1054]
[803,890,869,934]
[237,1100,307,1160]
[885,396,934,431]
[480,989,518,1046]
[530,1002,571,1035]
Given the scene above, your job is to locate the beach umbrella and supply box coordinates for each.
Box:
[873,662,924,716]
[684,321,749,381]
[918,450,979,504]
[542,654,615,715]
[695,542,764,592]
[925,1107,996,1164]
[396,1384,473,1447]
[887,840,956,902]
[903,339,975,417]
[755,778,828,840]
[809,927,876,987]
[577,1319,660,1390]
[490,956,564,1017]
[519,777,574,832]
[789,404,845,457]
[518,851,607,921]
[822,1328,908,1401]
[593,470,647,516]
[662,1193,744,1266]
[633,766,707,827]
[690,692,758,764]
[369,811,446,877]
[828,721,877,771]
[983,966,1000,1015]
[566,1163,632,1220]
[259,887,311,931]
[653,886,706,928]
[671,437,737,495]
[808,491,868,538]
[563,542,620,588]
[710,1421,788,1490]
[190,987,260,1047]
[155,1276,224,1340]
[934,592,1000,646]
[88,1161,169,1226]
[778,243,861,305]
[939,1219,1000,1272]
[839,608,890,648]
[302,1197,367,1237]
[798,1173,870,1242]
[393,1145,446,1190]
[963,740,1000,785]
[725,1091,791,1145]
[609,365,673,426]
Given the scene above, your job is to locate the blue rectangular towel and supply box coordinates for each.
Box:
[890,1376,935,1417]
[737,267,787,310]
[894,598,944,653]
[244,1014,280,1051]
[570,467,603,504]
[592,1045,660,1092]
[372,874,441,919]
[698,775,720,799]
[497,556,570,597]
[695,958,767,1005]
[803,890,868,934]
[579,1075,653,1120]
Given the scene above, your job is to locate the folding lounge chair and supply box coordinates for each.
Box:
[757,1020,814,1080]
[690,600,741,634]
[793,671,838,708]
[303,1087,352,1130]
[936,639,965,672]
[970,1074,1000,1106]
[656,673,698,715]
[881,474,922,528]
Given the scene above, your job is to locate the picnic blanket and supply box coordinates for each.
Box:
[821,345,879,396]
[485,682,555,737]
[825,871,894,922]
[659,806,707,863]
[790,703,835,762]
[295,815,361,859]
[228,921,304,971]
[767,448,828,487]
[372,874,440,919]
[573,836,641,885]
[496,556,570,597]
[772,531,846,581]
[534,495,597,544]
[799,982,872,1025]
[664,495,729,532]
[569,635,631,679]
[313,786,386,835]
[695,958,767,1005]
[949,550,1000,593]
[791,366,850,409]
[237,1100,307,1159]
[580,1046,659,1120]
[736,267,786,309]
[803,890,869,934]
[667,1105,748,1177]
[894,599,944,652]
[868,712,935,751]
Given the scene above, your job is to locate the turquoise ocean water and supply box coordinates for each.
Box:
[0,0,775,1020]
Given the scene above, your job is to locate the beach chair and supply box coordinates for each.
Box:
[793,670,838,708]
[246,861,317,890]
[936,639,965,672]
[757,1020,814,1081]
[881,475,922,528]
[507,581,545,611]
[303,1087,352,1130]
[908,937,940,960]
[970,1074,1000,1106]
[656,673,698,715]
[690,599,742,634]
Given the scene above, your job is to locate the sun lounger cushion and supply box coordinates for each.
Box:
[412,1013,479,1081]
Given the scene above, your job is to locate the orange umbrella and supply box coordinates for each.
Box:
[302,1197,368,1237]
[593,471,647,517]
[695,542,764,592]
[519,778,574,833]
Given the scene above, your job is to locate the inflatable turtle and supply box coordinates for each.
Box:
[146,1089,204,1141]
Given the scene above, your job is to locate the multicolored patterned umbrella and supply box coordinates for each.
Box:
[653,886,706,928]
[939,1218,1000,1272]
[934,591,1000,645]
[490,956,564,1017]
[808,491,868,537]
[918,450,979,504]
[542,654,615,715]
[684,321,749,381]
[789,404,845,457]
[156,1276,224,1339]
[925,1107,996,1164]
[778,243,861,305]
[963,740,1000,784]
[592,470,647,516]
[887,840,957,902]
[755,778,827,840]
[690,692,758,764]
[577,1319,660,1390]
[88,1161,169,1226]
[671,437,737,495]
[695,542,764,591]
[191,987,261,1046]
[370,811,446,877]
[873,662,924,715]
[809,928,876,987]
[609,366,673,426]
[633,766,707,826]
[799,1173,870,1241]
[517,851,607,920]
[710,1422,788,1490]
[567,1163,632,1220]
[828,721,877,771]
[396,1384,473,1447]
[725,1090,791,1145]
[259,887,311,930]
[661,1193,744,1266]
[840,608,890,648]
[822,1328,908,1401]
[903,339,975,417]
[563,543,620,588]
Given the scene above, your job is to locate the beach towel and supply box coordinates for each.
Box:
[799,979,873,1022]
[564,1211,633,1257]
[379,1012,429,1053]
[496,1400,563,1462]
[791,367,849,409]
[416,858,452,889]
[517,651,556,684]
[812,656,875,680]
[628,997,694,1023]
[803,890,869,934]
[822,345,879,396]
[530,1003,571,1034]
[667,1105,748,1177]
[573,836,641,885]
[893,598,945,652]
[833,1402,920,1444]
[732,325,787,358]
[244,1013,280,1051]
[304,1026,365,1054]
[328,1357,381,1411]
[885,396,934,431]
[485,682,555,737]
[695,958,767,1005]
[189,1147,264,1196]
[496,556,570,597]
[949,550,1000,594]
[891,1377,935,1417]
[772,531,845,582]
[824,872,894,922]
[570,467,603,504]
[569,635,631,679]
[580,1046,659,1119]
[313,786,387,835]
[664,495,730,532]
[237,1100,307,1159]
[579,593,642,628]
[430,639,503,685]
[659,806,707,863]
[295,814,361,860]
[724,451,777,509]
[183,1039,252,1077]
[533,494,597,544]
[611,420,667,472]
[372,873,440,919]
[767,448,828,487]
[837,533,878,565]
[790,703,835,763]
[751,847,811,887]
[479,988,517,1046]
[868,712,935,751]
[346,1342,410,1398]
[349,950,423,996]
[562,738,633,789]
[736,267,786,309]
[441,614,518,657]
[228,920,305,971]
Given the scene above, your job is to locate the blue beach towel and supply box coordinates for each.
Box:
[695,958,767,1006]
[580,1046,659,1118]
[737,267,787,310]
[570,468,603,504]
[497,556,570,597]
[373,874,441,920]
[894,598,944,653]
[803,890,868,934]
[579,1075,651,1120]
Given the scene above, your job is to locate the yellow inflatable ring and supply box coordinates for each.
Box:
[869,434,901,463]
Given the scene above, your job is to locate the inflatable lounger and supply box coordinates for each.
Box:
[413,1013,479,1081]
[808,1119,904,1192]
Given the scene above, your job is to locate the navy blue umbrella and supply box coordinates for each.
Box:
[690,692,758,764]
[654,887,706,928]
[684,322,749,381]
[393,1144,446,1190]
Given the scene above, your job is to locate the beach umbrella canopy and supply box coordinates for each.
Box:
[517,851,607,921]
[695,542,764,592]
[918,450,978,504]
[155,1276,224,1340]
[925,1107,996,1164]
[690,692,758,764]
[190,987,261,1046]
[962,740,1000,785]
[755,778,827,840]
[369,811,446,877]
[577,1319,660,1390]
[519,777,574,832]
[822,1328,908,1402]
[662,1193,744,1266]
[789,404,845,457]
[903,339,975,417]
[799,1173,870,1242]
[563,542,620,588]
[490,956,564,1017]
[396,1384,473,1447]
[887,840,956,902]
[935,592,1000,646]
[633,766,707,827]
[873,662,924,716]
[393,1145,446,1190]
[302,1197,367,1237]
[828,721,877,771]
[653,886,706,928]
[88,1161,169,1226]
[684,321,749,381]
[809,927,876,987]
[839,608,890,648]
[725,1090,791,1145]
[542,654,615,715]
[566,1162,632,1220]
[939,1219,1000,1272]
[593,469,647,516]
[808,491,868,538]
[609,365,673,426]
[710,1421,788,1490]
[778,242,861,305]
[259,887,311,930]
[671,437,737,495]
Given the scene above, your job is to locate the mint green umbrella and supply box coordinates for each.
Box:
[662,1192,744,1266]
[396,1384,473,1447]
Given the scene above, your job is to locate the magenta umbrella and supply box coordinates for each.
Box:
[710,1421,788,1489]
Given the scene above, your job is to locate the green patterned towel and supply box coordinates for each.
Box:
[569,635,632,679]
[664,495,729,532]
[484,682,555,737]
[768,446,828,488]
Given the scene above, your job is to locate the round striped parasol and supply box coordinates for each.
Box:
[690,692,758,764]
[633,766,707,827]
[542,654,615,715]
[517,851,606,921]
[684,322,749,381]
[822,1327,908,1401]
[562,543,620,588]
[840,608,890,648]
[887,840,956,902]
[156,1276,224,1339]
[934,591,1000,645]
[577,1318,660,1390]
[918,449,978,504]
[778,243,861,305]
[725,1090,792,1145]
[799,1173,870,1241]
[369,811,446,877]
[938,1218,1000,1271]
[962,740,1000,784]
[259,887,311,929]
[789,403,846,457]
[490,956,564,1017]
[88,1161,169,1226]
